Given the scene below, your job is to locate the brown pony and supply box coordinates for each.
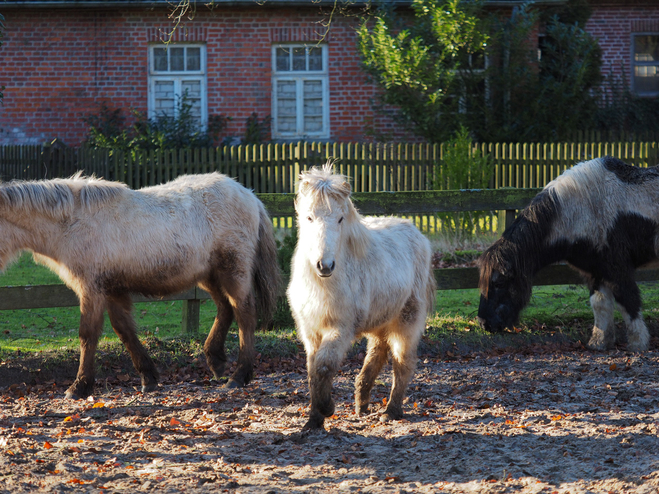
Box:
[0,172,280,398]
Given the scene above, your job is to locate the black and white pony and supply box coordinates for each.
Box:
[478,156,658,351]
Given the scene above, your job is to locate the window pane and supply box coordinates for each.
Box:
[635,35,659,62]
[186,47,201,71]
[635,65,659,93]
[171,47,185,71]
[470,51,485,70]
[303,81,323,133]
[308,47,323,71]
[276,81,297,132]
[293,47,306,71]
[276,48,290,72]
[154,48,168,71]
[154,80,176,117]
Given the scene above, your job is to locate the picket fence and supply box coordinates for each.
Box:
[1,141,657,192]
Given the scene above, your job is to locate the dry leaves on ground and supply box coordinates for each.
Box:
[0,346,659,493]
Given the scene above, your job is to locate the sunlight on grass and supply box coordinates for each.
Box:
[3,248,659,355]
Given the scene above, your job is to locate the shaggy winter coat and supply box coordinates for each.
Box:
[0,172,280,398]
[478,156,659,351]
[287,165,436,429]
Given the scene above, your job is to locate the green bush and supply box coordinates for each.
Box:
[434,126,492,236]
[82,97,229,152]
[270,229,297,329]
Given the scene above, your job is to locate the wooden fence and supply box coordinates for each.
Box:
[2,141,658,192]
[1,188,659,333]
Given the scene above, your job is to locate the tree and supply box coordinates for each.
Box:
[357,0,603,142]
[357,0,488,142]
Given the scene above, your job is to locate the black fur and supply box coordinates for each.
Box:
[478,157,659,336]
[601,156,659,184]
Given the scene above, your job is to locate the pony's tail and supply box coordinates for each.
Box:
[253,203,282,328]
[425,267,437,316]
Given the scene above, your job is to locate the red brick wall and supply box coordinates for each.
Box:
[0,6,414,146]
[585,3,659,88]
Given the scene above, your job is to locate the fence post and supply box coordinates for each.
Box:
[498,209,516,236]
[181,297,200,335]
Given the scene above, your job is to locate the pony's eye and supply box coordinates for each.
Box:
[307,216,313,223]
[338,217,344,224]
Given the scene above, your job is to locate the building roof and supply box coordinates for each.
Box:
[0,0,567,7]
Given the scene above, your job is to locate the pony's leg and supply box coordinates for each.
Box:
[611,280,650,352]
[304,329,354,430]
[106,294,159,393]
[354,335,389,416]
[201,290,235,382]
[201,261,258,388]
[66,296,106,399]
[226,293,258,388]
[588,286,616,350]
[383,325,422,422]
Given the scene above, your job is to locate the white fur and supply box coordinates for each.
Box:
[548,159,659,253]
[546,158,654,351]
[287,164,435,428]
[0,172,280,398]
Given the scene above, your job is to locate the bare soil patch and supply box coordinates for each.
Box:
[1,341,659,493]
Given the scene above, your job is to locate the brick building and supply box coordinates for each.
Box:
[586,0,659,96]
[0,0,657,146]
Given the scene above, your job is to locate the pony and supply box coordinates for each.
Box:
[478,156,659,351]
[0,172,281,399]
[287,164,436,430]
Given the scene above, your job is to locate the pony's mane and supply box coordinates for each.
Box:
[297,163,370,257]
[478,188,560,298]
[298,163,352,206]
[0,173,127,218]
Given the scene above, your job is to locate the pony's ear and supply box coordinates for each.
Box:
[297,176,312,196]
[339,179,351,196]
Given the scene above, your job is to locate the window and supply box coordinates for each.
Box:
[272,44,329,139]
[633,35,659,96]
[148,44,207,127]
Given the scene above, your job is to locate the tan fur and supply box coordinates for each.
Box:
[0,172,281,398]
[287,164,435,430]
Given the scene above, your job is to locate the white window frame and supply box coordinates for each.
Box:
[148,43,208,128]
[272,43,330,140]
[632,33,659,97]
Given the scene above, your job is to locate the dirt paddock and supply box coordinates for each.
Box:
[1,346,659,493]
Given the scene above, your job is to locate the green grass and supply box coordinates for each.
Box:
[2,252,659,360]
[0,254,302,361]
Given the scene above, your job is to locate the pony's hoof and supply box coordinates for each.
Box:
[65,382,93,400]
[626,341,649,352]
[356,403,370,416]
[141,382,159,393]
[223,378,243,389]
[381,407,403,423]
[302,414,326,431]
[586,335,609,351]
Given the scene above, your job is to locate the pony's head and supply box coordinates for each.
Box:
[477,239,533,333]
[295,162,368,278]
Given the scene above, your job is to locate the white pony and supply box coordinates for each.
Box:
[287,164,436,430]
[0,172,280,399]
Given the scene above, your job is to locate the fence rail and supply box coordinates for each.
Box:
[1,188,659,333]
[2,141,658,192]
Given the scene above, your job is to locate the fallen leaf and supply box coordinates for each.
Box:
[43,442,53,450]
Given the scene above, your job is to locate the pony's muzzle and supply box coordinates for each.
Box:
[316,260,335,277]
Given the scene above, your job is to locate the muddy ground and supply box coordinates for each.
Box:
[1,340,659,493]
